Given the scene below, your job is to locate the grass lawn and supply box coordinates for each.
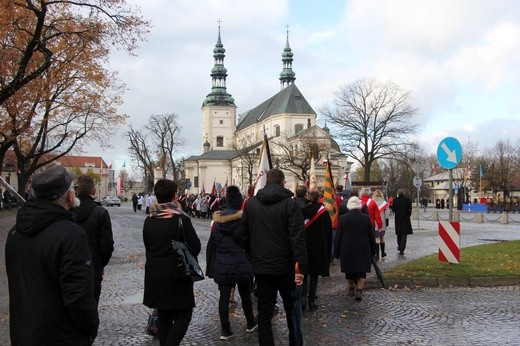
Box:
[384,240,520,279]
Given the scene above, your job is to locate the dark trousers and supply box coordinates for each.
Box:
[255,273,296,346]
[302,274,318,304]
[218,282,255,330]
[397,233,408,252]
[331,228,337,260]
[157,308,193,346]
[94,278,102,305]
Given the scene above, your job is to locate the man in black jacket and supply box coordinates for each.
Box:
[239,169,307,346]
[73,174,115,304]
[5,165,99,345]
[393,188,413,255]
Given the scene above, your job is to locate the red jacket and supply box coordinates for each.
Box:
[361,195,383,230]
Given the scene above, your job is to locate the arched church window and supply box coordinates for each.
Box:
[274,125,280,137]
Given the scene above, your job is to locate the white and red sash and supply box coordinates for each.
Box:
[304,206,327,229]
[378,200,389,212]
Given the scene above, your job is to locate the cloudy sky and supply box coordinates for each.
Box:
[98,0,520,171]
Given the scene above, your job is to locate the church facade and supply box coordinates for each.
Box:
[184,27,351,195]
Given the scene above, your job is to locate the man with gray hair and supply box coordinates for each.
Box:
[5,165,99,345]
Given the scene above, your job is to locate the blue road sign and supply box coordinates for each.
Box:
[437,137,462,169]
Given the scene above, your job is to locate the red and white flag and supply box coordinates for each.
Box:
[211,179,217,195]
[253,137,272,195]
[309,155,317,192]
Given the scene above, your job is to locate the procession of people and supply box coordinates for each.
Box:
[4,163,411,346]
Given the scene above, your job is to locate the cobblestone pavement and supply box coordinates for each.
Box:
[1,206,520,345]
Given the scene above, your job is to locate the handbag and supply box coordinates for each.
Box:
[144,309,159,338]
[171,217,205,282]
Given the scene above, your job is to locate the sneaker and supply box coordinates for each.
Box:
[220,329,234,340]
[246,321,258,333]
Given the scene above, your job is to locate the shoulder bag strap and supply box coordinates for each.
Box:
[178,216,196,252]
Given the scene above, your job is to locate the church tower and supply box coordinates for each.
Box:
[201,23,237,151]
[279,28,296,90]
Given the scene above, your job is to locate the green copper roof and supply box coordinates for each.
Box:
[203,24,235,107]
[279,30,296,85]
[236,83,315,131]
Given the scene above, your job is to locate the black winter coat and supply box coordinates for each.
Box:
[208,210,253,286]
[73,196,114,280]
[238,184,307,275]
[393,194,413,235]
[143,215,201,310]
[301,203,332,277]
[5,198,99,345]
[335,209,376,274]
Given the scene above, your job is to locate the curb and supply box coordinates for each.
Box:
[365,276,520,289]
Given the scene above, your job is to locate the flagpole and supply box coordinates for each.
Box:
[263,126,273,169]
[479,175,482,199]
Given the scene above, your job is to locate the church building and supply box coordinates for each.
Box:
[184,26,351,195]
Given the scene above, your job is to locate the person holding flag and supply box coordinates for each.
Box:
[297,187,332,312]
[321,160,342,263]
[238,169,307,346]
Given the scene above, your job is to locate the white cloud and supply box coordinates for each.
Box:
[87,0,520,169]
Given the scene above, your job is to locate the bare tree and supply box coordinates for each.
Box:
[230,137,260,187]
[321,78,419,181]
[484,139,516,196]
[146,113,185,180]
[271,130,331,184]
[126,126,155,192]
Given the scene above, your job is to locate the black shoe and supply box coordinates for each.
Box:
[246,319,258,333]
[309,300,318,312]
[220,328,234,340]
[381,252,387,258]
[399,251,405,255]
[355,289,363,301]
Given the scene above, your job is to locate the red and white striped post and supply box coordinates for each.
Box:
[438,221,460,264]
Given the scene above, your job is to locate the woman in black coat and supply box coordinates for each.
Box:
[301,190,332,311]
[335,196,376,301]
[207,186,256,340]
[143,179,201,346]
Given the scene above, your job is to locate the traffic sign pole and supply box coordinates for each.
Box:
[449,169,453,222]
[413,176,422,230]
[417,185,420,230]
[437,137,462,222]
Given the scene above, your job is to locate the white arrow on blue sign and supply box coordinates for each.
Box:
[437,137,462,169]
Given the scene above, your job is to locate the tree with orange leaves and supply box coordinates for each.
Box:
[0,0,149,189]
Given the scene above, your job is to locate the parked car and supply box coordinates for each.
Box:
[100,195,121,207]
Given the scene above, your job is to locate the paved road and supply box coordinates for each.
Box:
[1,205,519,345]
